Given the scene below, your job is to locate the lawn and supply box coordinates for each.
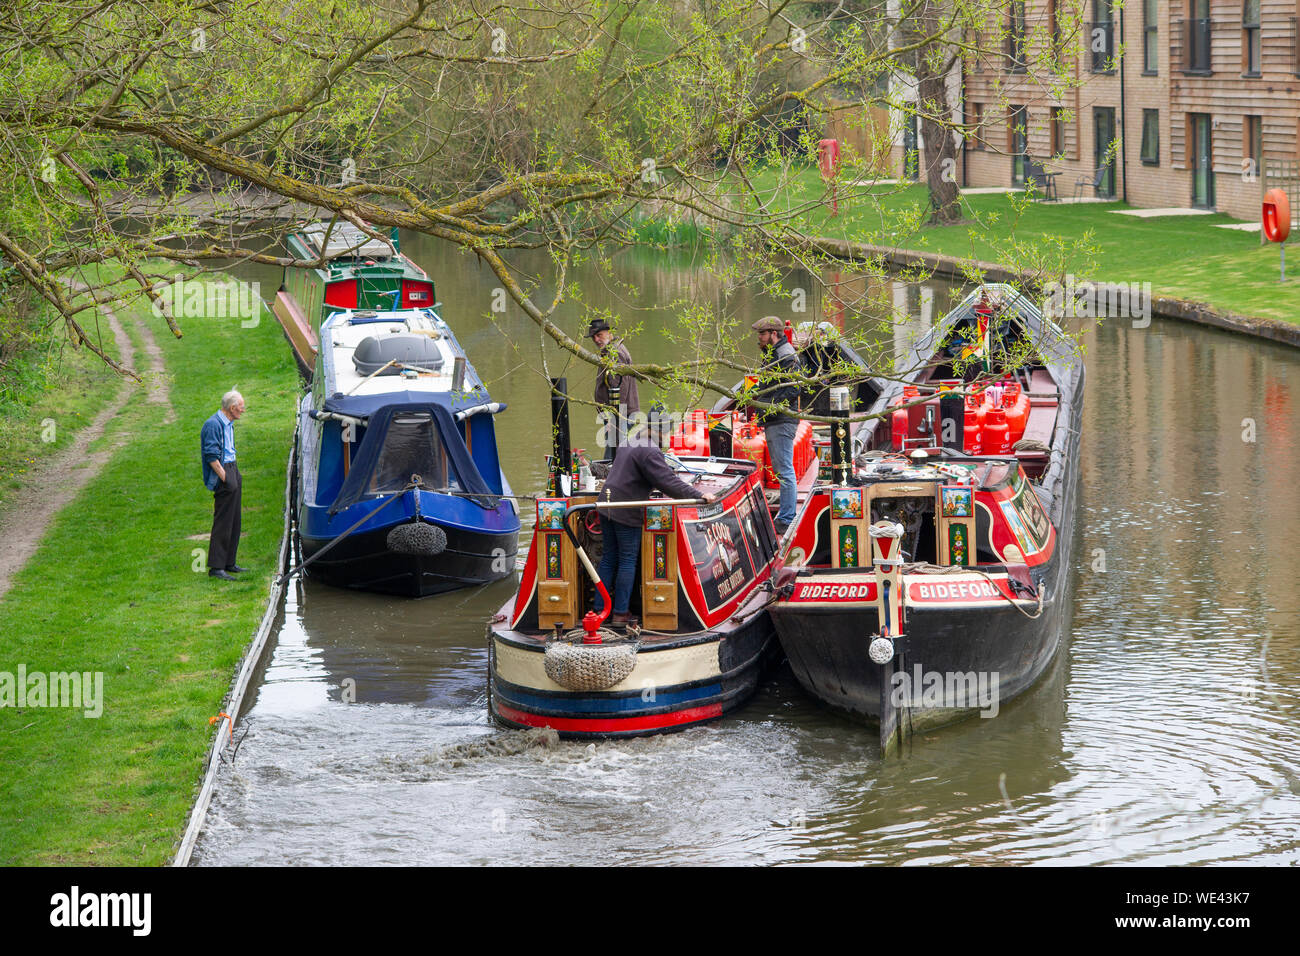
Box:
[745,165,1300,325]
[0,270,300,864]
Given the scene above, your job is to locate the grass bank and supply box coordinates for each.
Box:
[0,269,300,864]
[0,292,125,510]
[747,165,1300,326]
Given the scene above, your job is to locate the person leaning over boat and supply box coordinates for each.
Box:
[596,441,716,626]
[200,390,248,582]
[589,318,640,460]
[751,315,801,535]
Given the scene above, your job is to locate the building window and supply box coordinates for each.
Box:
[1245,115,1263,177]
[1008,2,1028,73]
[970,102,985,150]
[1091,0,1116,73]
[1051,107,1066,157]
[1141,110,1160,165]
[1243,1,1261,75]
[1143,0,1159,73]
[1185,0,1212,73]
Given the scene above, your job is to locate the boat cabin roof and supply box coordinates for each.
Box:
[320,308,485,407]
[298,222,397,261]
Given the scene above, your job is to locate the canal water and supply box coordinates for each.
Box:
[193,238,1300,865]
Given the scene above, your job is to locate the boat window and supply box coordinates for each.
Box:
[368,413,462,494]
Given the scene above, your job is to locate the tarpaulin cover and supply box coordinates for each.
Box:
[329,403,498,513]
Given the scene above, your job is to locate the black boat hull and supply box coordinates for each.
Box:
[301,524,518,597]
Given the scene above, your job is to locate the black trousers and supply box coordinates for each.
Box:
[209,461,241,571]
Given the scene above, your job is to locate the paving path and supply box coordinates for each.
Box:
[0,284,174,600]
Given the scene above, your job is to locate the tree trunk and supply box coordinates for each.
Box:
[918,65,962,226]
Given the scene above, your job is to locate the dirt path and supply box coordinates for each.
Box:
[0,286,174,601]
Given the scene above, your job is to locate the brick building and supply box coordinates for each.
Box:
[887,1,1300,220]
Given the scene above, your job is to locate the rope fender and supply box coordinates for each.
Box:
[544,632,639,691]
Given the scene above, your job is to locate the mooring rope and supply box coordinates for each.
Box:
[279,478,419,582]
[902,561,1046,619]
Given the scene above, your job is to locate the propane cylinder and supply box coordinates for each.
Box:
[963,395,982,455]
[1002,382,1030,444]
[982,406,1012,456]
[891,406,910,452]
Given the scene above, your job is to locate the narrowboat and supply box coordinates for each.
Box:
[668,320,878,519]
[272,221,435,375]
[768,284,1084,752]
[488,397,781,737]
[295,306,519,596]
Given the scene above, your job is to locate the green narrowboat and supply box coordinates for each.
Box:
[272,221,436,376]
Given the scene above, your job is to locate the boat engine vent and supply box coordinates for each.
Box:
[353,334,446,375]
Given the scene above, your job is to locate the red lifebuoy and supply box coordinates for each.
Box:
[1263,188,1291,243]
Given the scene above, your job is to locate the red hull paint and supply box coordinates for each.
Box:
[494,701,723,734]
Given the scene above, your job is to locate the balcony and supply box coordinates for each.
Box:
[1088,21,1116,73]
[1174,18,1212,74]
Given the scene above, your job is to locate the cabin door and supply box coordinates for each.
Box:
[1093,107,1117,199]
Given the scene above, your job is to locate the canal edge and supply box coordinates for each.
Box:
[171,442,295,867]
[791,235,1300,349]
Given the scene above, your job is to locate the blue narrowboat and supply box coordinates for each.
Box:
[295,307,520,596]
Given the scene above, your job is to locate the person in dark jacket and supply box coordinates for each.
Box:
[589,318,640,460]
[595,443,716,624]
[751,315,801,534]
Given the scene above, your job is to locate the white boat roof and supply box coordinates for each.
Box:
[300,222,396,260]
[321,309,476,399]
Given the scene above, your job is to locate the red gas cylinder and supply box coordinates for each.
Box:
[732,419,769,479]
[891,407,910,452]
[669,408,709,455]
[1001,382,1030,444]
[963,396,982,455]
[982,406,1012,456]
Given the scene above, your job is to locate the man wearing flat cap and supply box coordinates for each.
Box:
[588,318,640,460]
[751,315,800,534]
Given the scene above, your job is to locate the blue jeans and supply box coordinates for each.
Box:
[596,517,641,614]
[764,420,798,526]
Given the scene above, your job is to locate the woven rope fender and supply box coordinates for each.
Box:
[544,634,639,691]
[386,521,447,556]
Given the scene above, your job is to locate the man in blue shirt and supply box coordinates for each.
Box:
[200,390,247,581]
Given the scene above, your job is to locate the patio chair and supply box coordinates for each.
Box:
[1025,157,1059,201]
[1073,167,1107,201]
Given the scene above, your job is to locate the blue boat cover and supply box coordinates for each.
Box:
[328,402,499,513]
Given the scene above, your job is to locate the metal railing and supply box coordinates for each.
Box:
[1174,18,1212,73]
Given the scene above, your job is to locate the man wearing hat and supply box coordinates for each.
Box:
[751,315,801,534]
[588,318,640,460]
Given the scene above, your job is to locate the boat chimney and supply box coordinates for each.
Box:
[451,356,466,392]
[550,377,572,493]
[829,385,851,485]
